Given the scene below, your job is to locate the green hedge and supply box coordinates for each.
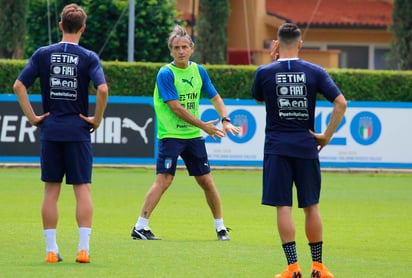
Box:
[1,59,412,101]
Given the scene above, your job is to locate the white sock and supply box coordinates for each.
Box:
[44,229,58,253]
[78,227,91,253]
[214,218,225,231]
[135,216,149,230]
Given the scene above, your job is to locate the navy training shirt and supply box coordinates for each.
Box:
[251,58,342,159]
[17,42,106,142]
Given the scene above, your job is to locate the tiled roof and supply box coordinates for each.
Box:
[266,0,392,28]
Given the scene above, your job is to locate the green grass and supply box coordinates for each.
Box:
[0,167,411,277]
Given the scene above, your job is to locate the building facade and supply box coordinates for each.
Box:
[177,0,394,70]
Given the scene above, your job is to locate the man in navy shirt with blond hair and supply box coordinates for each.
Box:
[252,22,346,278]
[13,3,108,264]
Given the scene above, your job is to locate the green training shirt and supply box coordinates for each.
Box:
[154,62,203,139]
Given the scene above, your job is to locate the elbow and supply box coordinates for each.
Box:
[340,99,347,112]
[97,84,109,98]
[341,99,347,112]
[335,94,347,112]
[13,80,22,94]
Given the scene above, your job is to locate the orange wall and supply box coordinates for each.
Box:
[302,29,393,44]
[226,0,393,47]
[176,0,198,17]
[177,0,393,67]
[252,49,341,69]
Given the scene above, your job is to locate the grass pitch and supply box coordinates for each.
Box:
[0,167,411,277]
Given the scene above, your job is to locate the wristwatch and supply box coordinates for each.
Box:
[221,117,231,123]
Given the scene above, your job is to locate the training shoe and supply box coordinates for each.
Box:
[216,227,231,241]
[131,226,161,240]
[76,249,90,263]
[45,251,62,263]
[275,262,302,278]
[311,262,334,278]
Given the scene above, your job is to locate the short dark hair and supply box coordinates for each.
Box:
[277,23,301,45]
[60,4,87,33]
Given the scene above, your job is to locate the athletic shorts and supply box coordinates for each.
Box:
[40,141,92,185]
[262,154,321,208]
[156,137,211,176]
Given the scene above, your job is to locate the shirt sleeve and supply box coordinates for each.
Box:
[88,51,106,88]
[198,64,218,98]
[156,66,179,102]
[251,67,264,102]
[318,68,342,102]
[17,49,41,88]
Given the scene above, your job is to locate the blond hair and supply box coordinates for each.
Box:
[168,25,194,50]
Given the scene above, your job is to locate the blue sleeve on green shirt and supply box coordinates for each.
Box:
[156,66,179,102]
[198,64,218,98]
[156,63,218,102]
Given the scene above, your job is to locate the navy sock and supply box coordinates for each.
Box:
[282,241,298,265]
[309,241,323,263]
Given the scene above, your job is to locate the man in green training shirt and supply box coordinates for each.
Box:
[131,25,240,241]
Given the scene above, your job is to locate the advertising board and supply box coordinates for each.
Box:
[1,94,411,169]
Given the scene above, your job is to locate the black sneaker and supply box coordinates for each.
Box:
[216,227,231,241]
[131,227,161,240]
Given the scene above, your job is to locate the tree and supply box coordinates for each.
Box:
[390,0,412,70]
[194,0,230,64]
[24,0,88,58]
[81,0,128,61]
[22,0,182,62]
[134,0,183,62]
[0,0,28,58]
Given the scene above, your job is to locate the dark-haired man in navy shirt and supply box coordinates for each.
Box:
[13,3,108,264]
[252,23,346,278]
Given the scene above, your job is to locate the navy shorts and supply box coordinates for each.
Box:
[262,154,321,208]
[41,141,92,185]
[156,137,211,176]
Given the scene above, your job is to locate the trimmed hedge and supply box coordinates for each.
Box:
[1,59,412,101]
[328,69,412,101]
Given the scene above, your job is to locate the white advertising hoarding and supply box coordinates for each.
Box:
[200,99,412,169]
[1,94,411,169]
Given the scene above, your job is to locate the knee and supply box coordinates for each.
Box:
[303,204,319,216]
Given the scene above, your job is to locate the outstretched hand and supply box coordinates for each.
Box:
[203,119,226,140]
[222,121,241,136]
